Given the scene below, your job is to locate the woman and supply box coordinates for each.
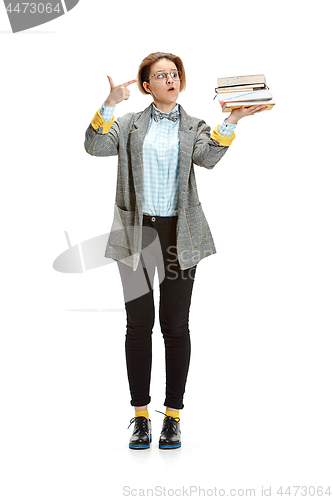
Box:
[84,52,266,449]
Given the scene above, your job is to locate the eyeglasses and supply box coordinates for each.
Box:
[148,71,183,82]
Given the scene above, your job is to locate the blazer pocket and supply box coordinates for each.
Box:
[109,204,136,250]
[184,202,210,245]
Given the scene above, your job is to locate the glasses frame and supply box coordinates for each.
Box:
[148,70,183,82]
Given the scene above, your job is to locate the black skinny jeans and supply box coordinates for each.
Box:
[117,214,196,409]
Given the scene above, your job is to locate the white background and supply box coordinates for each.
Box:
[1,0,332,498]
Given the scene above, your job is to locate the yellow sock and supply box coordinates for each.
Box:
[165,409,180,420]
[135,409,149,420]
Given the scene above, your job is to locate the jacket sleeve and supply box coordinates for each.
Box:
[84,108,120,157]
[192,119,236,170]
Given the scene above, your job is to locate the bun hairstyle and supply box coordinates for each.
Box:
[137,52,186,95]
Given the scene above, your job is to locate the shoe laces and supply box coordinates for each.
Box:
[127,416,149,432]
[155,410,180,434]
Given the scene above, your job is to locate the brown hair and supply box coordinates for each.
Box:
[137,52,186,95]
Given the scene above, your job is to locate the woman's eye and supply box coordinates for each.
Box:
[171,72,178,78]
[156,74,165,79]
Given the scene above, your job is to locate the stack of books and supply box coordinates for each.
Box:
[215,74,275,112]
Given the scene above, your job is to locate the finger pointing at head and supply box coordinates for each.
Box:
[122,79,138,87]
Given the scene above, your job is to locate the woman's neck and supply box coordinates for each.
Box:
[153,101,178,113]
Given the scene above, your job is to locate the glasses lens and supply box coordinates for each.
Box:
[154,71,182,81]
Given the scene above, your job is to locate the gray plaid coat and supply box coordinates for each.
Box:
[84,103,232,271]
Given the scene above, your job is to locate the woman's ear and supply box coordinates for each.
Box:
[143,81,150,94]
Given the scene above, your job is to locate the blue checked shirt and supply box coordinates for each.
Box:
[100,102,237,216]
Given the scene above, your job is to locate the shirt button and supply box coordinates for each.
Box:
[151,217,156,222]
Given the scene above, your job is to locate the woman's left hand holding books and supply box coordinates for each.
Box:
[226,105,267,124]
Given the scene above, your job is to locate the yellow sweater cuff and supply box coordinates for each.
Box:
[211,126,235,147]
[91,109,115,134]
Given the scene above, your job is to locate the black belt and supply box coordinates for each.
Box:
[143,214,177,224]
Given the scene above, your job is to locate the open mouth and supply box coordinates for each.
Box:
[168,87,175,92]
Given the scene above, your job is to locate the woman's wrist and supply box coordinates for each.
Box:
[104,97,117,107]
[226,114,239,125]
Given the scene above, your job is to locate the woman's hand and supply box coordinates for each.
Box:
[226,104,267,124]
[104,76,138,107]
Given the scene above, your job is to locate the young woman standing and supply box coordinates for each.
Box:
[84,52,266,449]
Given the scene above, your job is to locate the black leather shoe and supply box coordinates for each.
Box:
[128,417,152,449]
[156,411,181,449]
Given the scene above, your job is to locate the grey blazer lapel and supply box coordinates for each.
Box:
[178,105,196,207]
[129,104,153,212]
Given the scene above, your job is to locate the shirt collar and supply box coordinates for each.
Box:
[151,103,179,116]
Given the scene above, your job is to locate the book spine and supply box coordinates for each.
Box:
[217,75,266,87]
[220,98,272,103]
[221,103,275,111]
[215,83,268,92]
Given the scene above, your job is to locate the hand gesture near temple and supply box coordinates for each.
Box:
[105,76,138,107]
